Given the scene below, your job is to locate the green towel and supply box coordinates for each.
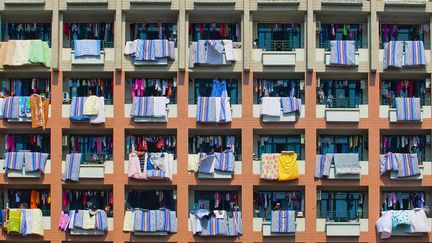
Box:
[8,210,21,234]
[28,40,50,68]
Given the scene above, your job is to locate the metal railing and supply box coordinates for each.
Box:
[189,97,241,105]
[379,41,431,50]
[382,97,430,108]
[254,40,303,51]
[65,152,112,165]
[253,153,305,161]
[63,97,113,105]
[318,97,367,108]
[125,97,177,104]
[318,40,367,50]
[256,96,305,104]
[318,210,367,222]
[318,153,368,161]
[63,40,114,49]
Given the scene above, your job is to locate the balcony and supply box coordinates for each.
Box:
[62,159,113,179]
[253,217,305,236]
[0,159,51,178]
[62,102,114,119]
[124,158,178,175]
[124,102,177,122]
[316,218,368,236]
[253,159,305,176]
[188,104,241,119]
[316,100,368,122]
[378,44,430,71]
[379,105,429,122]
[62,41,114,69]
[316,41,368,71]
[253,104,305,122]
[188,154,241,179]
[253,40,304,67]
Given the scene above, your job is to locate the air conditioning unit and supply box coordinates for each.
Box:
[62,136,68,146]
[316,21,322,32]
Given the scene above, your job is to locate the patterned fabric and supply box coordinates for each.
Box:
[133,209,157,232]
[197,97,217,122]
[61,153,82,182]
[405,41,426,66]
[24,152,49,172]
[379,152,398,175]
[74,39,101,57]
[315,154,333,178]
[5,152,25,171]
[3,96,19,119]
[130,97,154,117]
[330,40,356,65]
[395,97,421,121]
[214,151,235,173]
[396,153,420,178]
[95,210,108,231]
[281,97,302,114]
[146,152,173,181]
[391,210,412,228]
[129,39,175,61]
[271,210,296,233]
[260,153,279,180]
[333,153,361,175]
[383,41,404,69]
[70,97,91,121]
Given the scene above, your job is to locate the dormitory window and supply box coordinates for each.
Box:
[63,78,113,105]
[254,79,304,104]
[1,134,50,158]
[63,189,113,217]
[256,135,304,160]
[318,135,368,161]
[192,79,240,104]
[125,135,176,158]
[254,191,304,221]
[255,23,302,51]
[125,78,176,104]
[63,23,114,49]
[129,23,176,42]
[317,80,366,108]
[190,23,241,42]
[0,78,51,99]
[381,191,428,213]
[381,80,429,107]
[65,135,113,164]
[8,189,51,216]
[0,23,51,46]
[318,24,366,50]
[381,135,428,163]
[189,135,241,161]
[380,24,429,47]
[318,191,366,222]
[126,190,176,211]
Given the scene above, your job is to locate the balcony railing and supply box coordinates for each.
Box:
[381,97,430,108]
[318,210,367,222]
[318,40,367,51]
[63,40,114,49]
[66,152,112,165]
[318,97,367,109]
[379,41,431,50]
[254,40,304,51]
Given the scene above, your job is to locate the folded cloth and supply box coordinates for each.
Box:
[5,151,25,171]
[214,150,235,172]
[123,211,134,232]
[24,152,49,172]
[128,152,146,180]
[395,153,420,178]
[198,153,216,174]
[260,153,279,180]
[10,40,31,66]
[376,210,393,239]
[278,152,299,181]
[90,97,105,124]
[281,97,302,114]
[330,40,356,65]
[384,41,404,69]
[188,153,200,172]
[271,210,296,233]
[83,95,99,116]
[260,97,281,117]
[70,97,91,121]
[315,154,333,178]
[61,153,82,182]
[380,152,398,175]
[3,96,20,119]
[74,39,101,57]
[333,153,361,175]
[28,40,50,68]
[409,208,430,233]
[405,41,426,66]
[395,97,421,121]
[223,40,235,61]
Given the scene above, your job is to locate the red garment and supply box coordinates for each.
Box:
[219,24,224,37]
[409,81,414,97]
[63,191,68,207]
[199,24,204,34]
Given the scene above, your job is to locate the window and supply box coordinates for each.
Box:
[380,24,427,45]
[190,23,240,42]
[256,23,302,51]
[125,78,176,104]
[256,135,304,160]
[318,191,366,222]
[129,23,176,41]
[255,79,304,103]
[381,191,427,212]
[8,189,51,216]
[317,80,365,108]
[381,135,427,162]
[67,135,113,163]
[126,190,176,211]
[319,24,366,49]
[125,135,176,158]
[318,135,367,160]
[64,189,113,217]
[0,78,51,98]
[381,80,428,107]
[189,135,241,160]
[192,191,240,211]
[65,79,113,105]
[192,79,240,104]
[1,23,51,46]
[63,23,114,48]
[254,191,303,221]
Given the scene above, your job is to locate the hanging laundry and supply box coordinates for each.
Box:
[329,40,356,65]
[61,153,82,182]
[74,40,101,58]
[395,97,421,121]
[189,40,236,68]
[271,210,296,233]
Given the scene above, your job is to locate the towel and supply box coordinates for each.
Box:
[90,97,106,124]
[83,95,99,116]
[281,97,302,114]
[189,41,207,68]
[123,211,134,232]
[376,210,393,239]
[260,153,279,180]
[156,209,169,232]
[70,97,91,121]
[82,210,96,230]
[153,97,169,118]
[74,39,101,57]
[198,154,216,174]
[28,40,50,68]
[24,152,49,172]
[260,97,281,117]
[133,209,157,232]
[315,154,333,178]
[271,210,296,233]
[197,97,219,122]
[68,210,77,229]
[330,40,356,65]
[405,41,426,66]
[124,40,137,55]
[395,153,420,178]
[188,42,197,68]
[223,40,235,61]
[3,96,19,119]
[384,41,404,69]
[380,153,398,175]
[128,152,146,180]
[395,97,421,121]
[8,209,21,234]
[214,151,235,172]
[277,152,299,181]
[333,153,361,175]
[188,154,200,172]
[5,152,25,171]
[10,40,31,66]
[409,209,430,233]
[130,96,157,117]
[62,153,82,182]
[30,94,49,128]
[26,209,43,236]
